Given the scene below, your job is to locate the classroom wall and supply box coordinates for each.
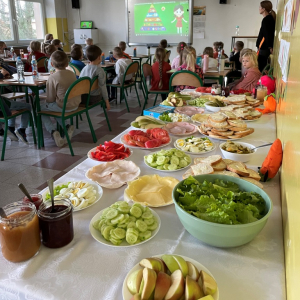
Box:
[273,1,300,299]
[65,0,277,59]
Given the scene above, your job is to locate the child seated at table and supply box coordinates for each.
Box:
[45,45,56,72]
[41,33,53,53]
[229,51,262,92]
[0,41,11,57]
[40,51,78,147]
[153,39,171,63]
[202,47,218,68]
[0,98,32,144]
[79,45,110,108]
[230,41,244,71]
[70,46,85,75]
[151,47,171,100]
[171,41,186,69]
[51,39,64,51]
[83,38,93,58]
[119,41,131,59]
[213,41,228,59]
[25,40,46,72]
[175,46,203,92]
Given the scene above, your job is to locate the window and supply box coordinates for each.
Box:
[0,0,45,43]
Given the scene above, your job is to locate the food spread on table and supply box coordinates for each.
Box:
[174,106,205,116]
[160,92,191,107]
[124,174,179,207]
[92,201,159,246]
[175,176,266,224]
[221,141,253,154]
[191,113,210,124]
[144,148,191,171]
[122,129,171,148]
[163,122,197,135]
[125,254,218,300]
[159,112,190,122]
[89,141,131,161]
[131,116,165,129]
[175,136,215,154]
[198,112,255,140]
[86,160,140,189]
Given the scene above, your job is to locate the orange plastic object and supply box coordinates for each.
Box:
[256,94,277,114]
[260,139,283,179]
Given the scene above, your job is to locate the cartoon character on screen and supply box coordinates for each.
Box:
[171,5,187,34]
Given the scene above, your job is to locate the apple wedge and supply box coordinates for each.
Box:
[187,261,200,281]
[127,269,143,295]
[185,275,204,300]
[161,254,180,273]
[164,269,184,300]
[200,270,218,296]
[140,258,163,273]
[154,271,171,300]
[172,255,189,277]
[141,268,157,300]
[130,294,142,300]
[152,257,168,273]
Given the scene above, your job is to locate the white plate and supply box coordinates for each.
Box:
[121,135,172,150]
[87,146,133,162]
[204,104,221,112]
[174,139,216,155]
[42,181,103,212]
[122,254,220,300]
[199,133,253,141]
[143,151,192,172]
[162,123,198,136]
[89,208,161,247]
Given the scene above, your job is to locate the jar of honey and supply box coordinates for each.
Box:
[38,199,74,248]
[0,201,41,262]
[256,85,268,101]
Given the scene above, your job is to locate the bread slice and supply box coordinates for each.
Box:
[227,162,250,177]
[211,160,227,171]
[223,159,236,166]
[182,168,194,179]
[209,113,227,123]
[194,157,204,165]
[207,133,228,139]
[191,163,214,175]
[207,119,229,128]
[214,170,240,178]
[222,111,237,120]
[210,127,229,132]
[241,177,264,189]
[201,155,223,165]
[213,130,234,136]
[246,168,261,181]
[228,119,247,128]
[230,127,250,132]
[233,128,255,137]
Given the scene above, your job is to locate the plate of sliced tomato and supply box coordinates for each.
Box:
[230,88,251,95]
[195,87,212,94]
[87,141,133,162]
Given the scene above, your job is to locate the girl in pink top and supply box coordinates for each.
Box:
[231,52,262,92]
[171,41,187,69]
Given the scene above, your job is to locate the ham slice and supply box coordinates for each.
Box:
[164,122,197,135]
[175,107,205,116]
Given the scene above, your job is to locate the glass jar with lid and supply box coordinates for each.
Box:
[0,201,41,262]
[256,85,268,101]
[211,84,222,95]
[38,199,74,248]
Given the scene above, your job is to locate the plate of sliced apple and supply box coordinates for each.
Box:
[122,254,219,300]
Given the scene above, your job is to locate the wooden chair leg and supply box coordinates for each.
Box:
[85,111,97,142]
[62,120,74,156]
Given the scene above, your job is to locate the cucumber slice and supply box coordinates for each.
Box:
[136,220,148,232]
[113,228,126,239]
[105,208,119,220]
[93,220,101,229]
[156,156,166,166]
[170,156,179,165]
[168,164,178,171]
[127,221,136,229]
[119,214,129,225]
[146,155,154,164]
[163,164,170,170]
[109,229,119,240]
[144,218,154,225]
[175,151,184,158]
[139,231,152,241]
[130,206,142,218]
[127,228,139,237]
[149,162,158,167]
[147,221,158,231]
[179,159,188,168]
[118,223,127,229]
[105,219,114,226]
[184,156,191,163]
[101,207,111,217]
[128,216,136,223]
[109,237,122,245]
[156,166,164,170]
[117,205,130,214]
[103,225,114,240]
[126,232,138,245]
[142,211,153,219]
[111,214,125,224]
[132,203,145,212]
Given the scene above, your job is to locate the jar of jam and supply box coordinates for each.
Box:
[38,199,74,248]
[23,194,43,210]
[0,201,41,262]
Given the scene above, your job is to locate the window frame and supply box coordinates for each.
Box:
[3,0,46,45]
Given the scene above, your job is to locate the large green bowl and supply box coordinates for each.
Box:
[172,174,273,247]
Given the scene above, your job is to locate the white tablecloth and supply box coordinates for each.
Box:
[0,113,286,300]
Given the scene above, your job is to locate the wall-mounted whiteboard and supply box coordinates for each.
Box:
[125,0,194,46]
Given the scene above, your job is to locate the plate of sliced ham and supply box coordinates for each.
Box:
[163,122,198,136]
[174,106,205,116]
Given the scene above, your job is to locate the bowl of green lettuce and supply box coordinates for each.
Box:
[172,174,272,247]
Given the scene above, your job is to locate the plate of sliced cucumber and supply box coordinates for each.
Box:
[89,201,161,247]
[144,148,192,172]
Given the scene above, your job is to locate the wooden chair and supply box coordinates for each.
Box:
[37,77,96,156]
[37,56,47,72]
[169,70,204,92]
[67,63,81,77]
[77,76,111,131]
[106,61,141,112]
[0,97,36,161]
[141,63,169,113]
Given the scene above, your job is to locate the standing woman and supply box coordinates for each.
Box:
[256,1,276,72]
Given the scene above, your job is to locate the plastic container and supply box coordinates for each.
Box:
[31,55,38,79]
[133,48,137,57]
[101,53,105,65]
[143,105,175,119]
[0,201,41,262]
[38,199,74,248]
[16,57,25,82]
[202,55,209,73]
[172,174,273,248]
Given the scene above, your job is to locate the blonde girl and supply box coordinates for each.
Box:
[171,41,186,69]
[151,47,171,100]
[231,52,262,92]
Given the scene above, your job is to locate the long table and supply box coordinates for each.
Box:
[0,113,285,300]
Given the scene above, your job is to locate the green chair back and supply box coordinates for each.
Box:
[37,56,47,71]
[68,63,81,76]
[169,70,203,92]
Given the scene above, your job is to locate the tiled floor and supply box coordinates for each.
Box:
[0,89,160,207]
